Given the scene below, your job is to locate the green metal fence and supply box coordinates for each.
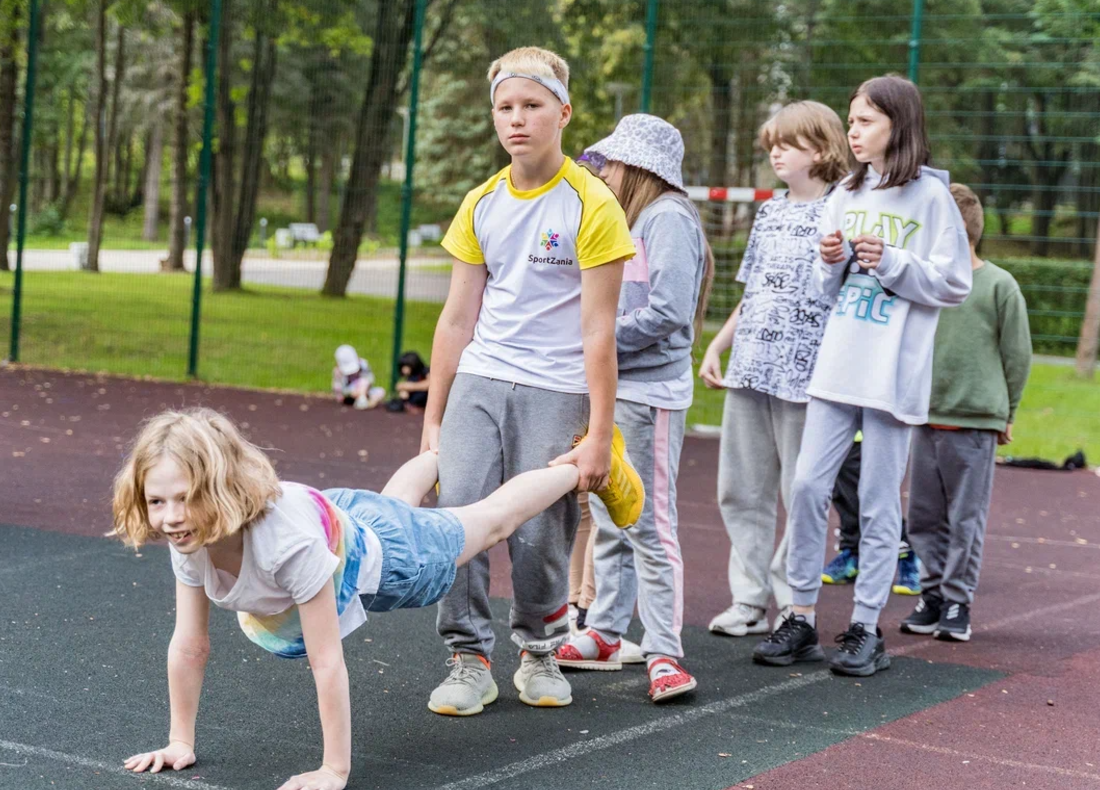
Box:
[1,0,1098,461]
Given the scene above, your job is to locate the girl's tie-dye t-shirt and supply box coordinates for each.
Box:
[169,483,383,658]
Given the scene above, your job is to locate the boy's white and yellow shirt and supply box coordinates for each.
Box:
[442,157,635,394]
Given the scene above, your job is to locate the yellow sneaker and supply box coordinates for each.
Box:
[576,424,644,528]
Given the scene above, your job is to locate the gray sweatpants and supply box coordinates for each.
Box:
[907,426,998,605]
[436,373,589,658]
[587,401,687,659]
[718,387,806,611]
[786,398,912,628]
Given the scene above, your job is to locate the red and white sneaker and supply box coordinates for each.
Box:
[647,658,697,703]
[555,629,623,671]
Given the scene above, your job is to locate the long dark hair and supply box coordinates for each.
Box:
[847,74,930,191]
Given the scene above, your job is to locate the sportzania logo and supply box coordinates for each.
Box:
[530,228,574,266]
[540,229,560,250]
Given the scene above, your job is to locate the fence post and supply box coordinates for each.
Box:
[908,0,925,84]
[9,0,42,363]
[187,0,222,378]
[388,0,428,401]
[640,0,658,113]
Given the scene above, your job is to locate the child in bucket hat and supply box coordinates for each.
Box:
[557,114,714,703]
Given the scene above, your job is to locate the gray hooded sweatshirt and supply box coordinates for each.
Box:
[615,193,708,398]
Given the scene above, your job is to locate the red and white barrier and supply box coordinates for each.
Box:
[684,187,786,203]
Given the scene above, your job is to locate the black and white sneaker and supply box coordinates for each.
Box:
[752,614,826,666]
[934,602,972,641]
[900,596,942,635]
[829,623,891,677]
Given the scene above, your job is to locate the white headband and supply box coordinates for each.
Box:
[490,72,570,107]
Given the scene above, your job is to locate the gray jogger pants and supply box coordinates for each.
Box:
[586,400,687,659]
[786,398,912,628]
[717,387,806,611]
[906,426,998,605]
[435,373,589,658]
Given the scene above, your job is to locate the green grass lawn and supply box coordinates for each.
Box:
[1,270,1097,463]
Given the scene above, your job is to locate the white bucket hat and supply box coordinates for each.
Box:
[335,344,360,376]
[583,113,685,192]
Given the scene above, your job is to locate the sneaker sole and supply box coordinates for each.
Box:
[427,681,499,717]
[556,658,623,671]
[620,652,646,665]
[710,622,770,637]
[899,621,938,635]
[933,627,972,642]
[892,584,922,595]
[829,652,892,677]
[513,671,573,707]
[821,575,856,585]
[752,644,826,666]
[651,676,697,703]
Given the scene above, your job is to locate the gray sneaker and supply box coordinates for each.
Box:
[428,653,498,716]
[513,651,573,707]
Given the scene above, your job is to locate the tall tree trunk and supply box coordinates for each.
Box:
[229,22,277,273]
[105,23,125,198]
[323,0,418,297]
[48,142,61,204]
[1075,212,1100,378]
[63,90,75,188]
[317,135,338,233]
[142,119,164,241]
[0,4,20,270]
[61,103,89,219]
[86,0,110,273]
[211,0,236,289]
[167,9,194,271]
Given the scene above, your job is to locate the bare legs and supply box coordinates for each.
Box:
[447,465,581,567]
[380,451,582,569]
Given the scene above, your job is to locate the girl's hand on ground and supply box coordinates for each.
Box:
[852,234,884,267]
[550,437,610,493]
[699,347,725,389]
[123,741,195,774]
[820,230,846,264]
[277,766,348,790]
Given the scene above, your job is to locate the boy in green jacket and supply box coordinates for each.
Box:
[901,184,1031,642]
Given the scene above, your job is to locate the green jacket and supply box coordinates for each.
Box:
[927,261,1031,431]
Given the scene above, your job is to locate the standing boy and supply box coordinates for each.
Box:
[902,184,1031,641]
[422,47,639,716]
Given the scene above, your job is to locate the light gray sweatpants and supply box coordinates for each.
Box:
[907,426,998,605]
[587,400,687,659]
[786,398,912,628]
[436,373,589,658]
[718,387,806,611]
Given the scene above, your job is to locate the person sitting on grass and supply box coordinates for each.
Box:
[113,407,642,790]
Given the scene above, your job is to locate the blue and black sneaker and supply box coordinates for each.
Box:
[892,550,922,596]
[822,548,858,585]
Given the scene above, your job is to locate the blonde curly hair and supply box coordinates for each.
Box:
[112,408,281,548]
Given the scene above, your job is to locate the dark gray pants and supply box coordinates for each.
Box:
[435,374,590,658]
[907,426,998,605]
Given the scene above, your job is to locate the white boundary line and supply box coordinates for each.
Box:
[0,739,233,789]
[431,672,830,790]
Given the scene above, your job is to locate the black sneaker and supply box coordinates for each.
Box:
[900,595,942,635]
[752,614,825,666]
[829,623,891,677]
[934,602,972,641]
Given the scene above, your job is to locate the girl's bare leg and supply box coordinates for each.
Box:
[447,464,581,567]
[380,451,439,507]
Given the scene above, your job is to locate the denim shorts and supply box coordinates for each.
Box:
[323,488,466,613]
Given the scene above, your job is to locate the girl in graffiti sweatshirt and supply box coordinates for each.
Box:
[752,75,971,677]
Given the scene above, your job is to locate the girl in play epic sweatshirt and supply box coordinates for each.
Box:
[752,74,972,677]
